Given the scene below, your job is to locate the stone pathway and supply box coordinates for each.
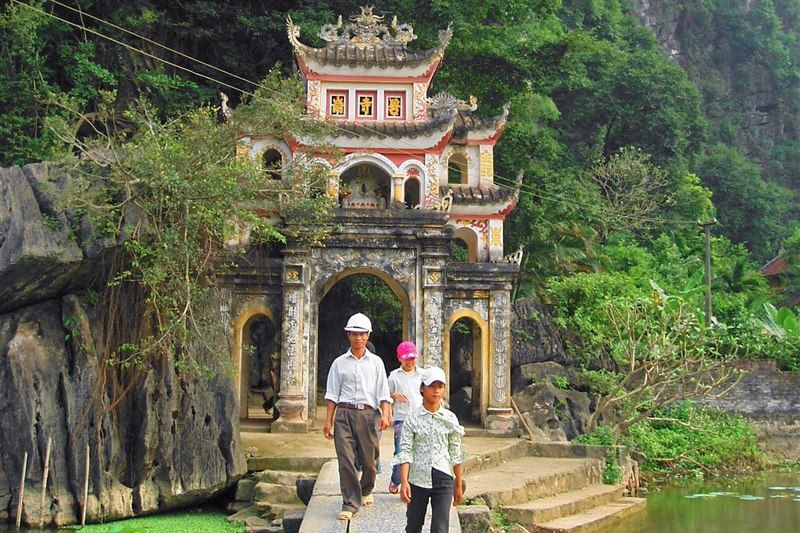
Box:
[299,460,460,533]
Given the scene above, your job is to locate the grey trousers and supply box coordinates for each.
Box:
[334,407,379,512]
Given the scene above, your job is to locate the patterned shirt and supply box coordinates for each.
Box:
[395,404,465,488]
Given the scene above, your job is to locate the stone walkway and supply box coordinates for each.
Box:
[298,460,460,533]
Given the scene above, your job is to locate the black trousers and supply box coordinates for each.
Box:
[406,468,454,533]
[333,407,379,513]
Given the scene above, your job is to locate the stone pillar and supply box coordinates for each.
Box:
[485,289,518,435]
[392,173,405,205]
[273,248,310,433]
[421,266,445,369]
[326,171,340,201]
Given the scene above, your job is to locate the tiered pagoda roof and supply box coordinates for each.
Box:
[287,6,451,73]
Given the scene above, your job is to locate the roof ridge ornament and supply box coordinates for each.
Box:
[427,92,477,118]
[314,6,418,48]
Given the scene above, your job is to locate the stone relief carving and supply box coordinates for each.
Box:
[283,289,301,388]
[444,298,488,322]
[425,292,444,368]
[490,292,509,404]
[431,190,453,212]
[311,247,417,299]
[219,287,232,326]
[490,227,502,247]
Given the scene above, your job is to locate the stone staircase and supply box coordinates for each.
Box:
[228,456,323,532]
[462,440,646,532]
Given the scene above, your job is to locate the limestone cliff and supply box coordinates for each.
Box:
[0,164,246,526]
[628,0,794,150]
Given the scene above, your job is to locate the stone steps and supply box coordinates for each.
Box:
[229,466,320,531]
[254,501,307,521]
[255,481,304,505]
[535,497,647,532]
[462,439,531,475]
[256,469,317,485]
[248,455,330,473]
[464,456,604,507]
[502,483,625,526]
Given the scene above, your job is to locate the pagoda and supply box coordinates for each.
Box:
[225,6,522,434]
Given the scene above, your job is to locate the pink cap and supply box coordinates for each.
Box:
[396,341,418,361]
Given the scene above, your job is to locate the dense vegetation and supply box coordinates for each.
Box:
[2,0,799,472]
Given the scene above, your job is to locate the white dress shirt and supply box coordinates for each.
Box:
[324,348,392,410]
[388,366,424,421]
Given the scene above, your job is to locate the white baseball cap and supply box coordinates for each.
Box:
[421,366,447,386]
[344,313,372,333]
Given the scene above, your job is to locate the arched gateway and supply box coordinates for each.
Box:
[219,6,523,434]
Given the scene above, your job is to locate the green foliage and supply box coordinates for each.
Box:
[350,275,403,335]
[0,1,64,165]
[53,74,333,374]
[575,402,763,480]
[552,375,570,389]
[603,449,622,484]
[626,401,763,480]
[696,144,797,263]
[573,425,616,446]
[490,507,518,531]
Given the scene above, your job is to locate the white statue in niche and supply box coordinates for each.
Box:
[341,164,385,209]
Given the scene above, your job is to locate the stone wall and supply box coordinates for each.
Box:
[0,164,246,526]
[693,360,800,459]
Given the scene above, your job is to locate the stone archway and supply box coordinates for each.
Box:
[444,310,489,424]
[315,268,410,409]
[233,306,280,421]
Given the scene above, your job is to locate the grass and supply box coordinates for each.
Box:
[62,509,244,533]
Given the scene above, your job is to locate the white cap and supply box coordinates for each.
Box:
[344,313,372,333]
[421,366,447,386]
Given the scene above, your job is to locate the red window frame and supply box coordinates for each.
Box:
[355,90,377,120]
[384,91,406,120]
[327,90,348,119]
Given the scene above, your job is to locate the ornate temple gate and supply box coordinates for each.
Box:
[222,6,522,434]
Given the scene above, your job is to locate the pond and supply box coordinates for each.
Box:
[597,470,800,532]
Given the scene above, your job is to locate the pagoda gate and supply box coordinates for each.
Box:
[222,7,522,434]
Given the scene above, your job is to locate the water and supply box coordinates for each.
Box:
[598,470,800,533]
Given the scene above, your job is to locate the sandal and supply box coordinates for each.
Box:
[338,510,354,521]
[362,493,374,506]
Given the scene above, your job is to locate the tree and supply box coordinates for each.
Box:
[53,73,334,378]
[697,144,796,262]
[590,147,669,238]
[585,293,742,436]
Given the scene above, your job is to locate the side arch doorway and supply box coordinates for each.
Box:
[233,309,280,421]
[315,270,409,410]
[445,312,489,424]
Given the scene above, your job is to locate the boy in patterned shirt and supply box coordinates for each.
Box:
[396,366,464,533]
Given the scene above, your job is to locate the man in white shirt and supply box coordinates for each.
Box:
[323,313,392,520]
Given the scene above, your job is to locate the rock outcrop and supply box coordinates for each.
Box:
[0,163,246,526]
[509,300,596,441]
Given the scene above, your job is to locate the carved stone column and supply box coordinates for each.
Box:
[421,266,445,369]
[485,289,518,435]
[392,173,405,205]
[273,247,310,433]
